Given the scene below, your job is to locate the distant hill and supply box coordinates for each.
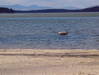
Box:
[0,5,52,10]
[0,5,79,10]
[0,7,14,13]
[0,6,99,13]
[81,6,99,12]
[15,6,99,13]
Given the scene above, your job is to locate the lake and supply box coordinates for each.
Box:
[0,13,99,49]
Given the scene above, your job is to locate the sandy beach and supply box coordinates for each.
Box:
[0,49,99,75]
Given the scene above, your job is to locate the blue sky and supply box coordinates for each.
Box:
[0,0,99,8]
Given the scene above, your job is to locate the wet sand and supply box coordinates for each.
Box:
[0,49,99,75]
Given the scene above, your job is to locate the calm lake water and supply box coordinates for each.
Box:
[0,13,99,49]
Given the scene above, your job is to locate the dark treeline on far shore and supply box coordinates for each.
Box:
[0,7,14,13]
[0,6,99,13]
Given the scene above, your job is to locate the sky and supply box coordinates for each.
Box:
[0,0,99,8]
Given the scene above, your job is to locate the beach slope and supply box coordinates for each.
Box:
[0,49,99,75]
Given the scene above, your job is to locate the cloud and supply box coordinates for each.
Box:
[0,0,99,8]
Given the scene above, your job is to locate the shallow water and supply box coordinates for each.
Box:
[0,13,99,49]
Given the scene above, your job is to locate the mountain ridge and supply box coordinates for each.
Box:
[0,6,99,13]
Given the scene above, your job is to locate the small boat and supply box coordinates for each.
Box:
[58,32,68,35]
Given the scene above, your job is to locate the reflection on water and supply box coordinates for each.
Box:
[0,14,99,49]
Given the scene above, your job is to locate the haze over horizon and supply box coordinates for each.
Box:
[0,0,99,10]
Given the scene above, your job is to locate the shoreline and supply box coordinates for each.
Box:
[0,49,99,58]
[0,12,99,17]
[0,49,99,75]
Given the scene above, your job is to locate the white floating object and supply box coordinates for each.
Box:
[58,32,68,35]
